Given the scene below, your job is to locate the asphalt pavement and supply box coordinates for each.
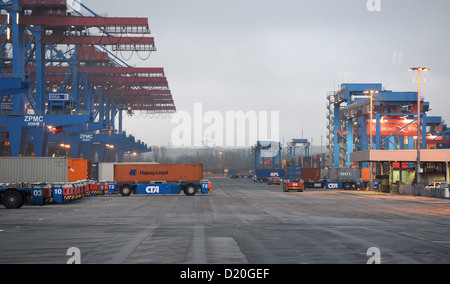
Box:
[1,178,450,264]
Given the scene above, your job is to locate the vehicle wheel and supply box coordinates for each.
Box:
[183,184,197,196]
[120,185,133,196]
[343,182,353,190]
[1,190,24,209]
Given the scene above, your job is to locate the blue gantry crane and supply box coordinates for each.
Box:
[0,0,176,161]
[287,139,310,164]
[253,141,282,170]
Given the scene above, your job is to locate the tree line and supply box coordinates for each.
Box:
[140,147,253,174]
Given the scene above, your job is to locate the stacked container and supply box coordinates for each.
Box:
[0,157,89,183]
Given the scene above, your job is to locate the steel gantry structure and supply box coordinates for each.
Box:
[0,0,176,161]
[252,141,283,171]
[327,83,450,171]
[287,139,310,165]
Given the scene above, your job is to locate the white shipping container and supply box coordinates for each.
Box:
[0,157,68,183]
[328,168,361,181]
[98,163,115,182]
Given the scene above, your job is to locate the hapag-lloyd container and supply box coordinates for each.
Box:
[97,162,160,181]
[0,157,89,183]
[113,164,203,184]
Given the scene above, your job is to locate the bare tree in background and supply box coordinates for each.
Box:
[146,147,252,174]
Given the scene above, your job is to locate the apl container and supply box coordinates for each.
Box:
[113,164,203,183]
[0,157,88,183]
[256,169,286,178]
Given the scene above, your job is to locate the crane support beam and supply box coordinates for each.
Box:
[0,35,156,48]
[27,66,165,76]
[0,15,150,32]
[34,75,169,86]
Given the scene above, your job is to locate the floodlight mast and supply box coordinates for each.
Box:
[409,67,430,185]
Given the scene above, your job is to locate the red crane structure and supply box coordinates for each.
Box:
[1,0,175,113]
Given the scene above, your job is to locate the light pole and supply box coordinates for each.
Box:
[364,90,379,190]
[409,67,430,185]
[219,151,223,176]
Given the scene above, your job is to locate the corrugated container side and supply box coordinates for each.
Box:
[68,159,88,182]
[361,168,375,181]
[0,157,68,183]
[328,168,361,181]
[98,162,160,181]
[87,160,93,180]
[98,163,115,181]
[287,166,302,179]
[256,169,286,178]
[114,164,203,183]
[301,168,321,181]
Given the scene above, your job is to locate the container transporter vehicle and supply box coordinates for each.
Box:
[0,158,212,209]
[282,167,378,192]
[107,163,213,197]
[0,157,109,209]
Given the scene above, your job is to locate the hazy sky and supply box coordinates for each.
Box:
[83,0,450,147]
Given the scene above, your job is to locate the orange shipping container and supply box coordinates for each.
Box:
[68,159,89,182]
[113,164,203,183]
[361,168,375,181]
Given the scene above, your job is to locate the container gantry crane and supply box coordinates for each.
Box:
[329,83,450,169]
[0,0,175,161]
[287,138,310,165]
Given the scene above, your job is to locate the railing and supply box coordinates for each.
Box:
[398,184,449,199]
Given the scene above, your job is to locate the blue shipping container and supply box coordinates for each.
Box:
[287,166,302,179]
[256,169,286,178]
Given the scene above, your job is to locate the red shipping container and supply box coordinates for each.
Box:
[301,168,321,181]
